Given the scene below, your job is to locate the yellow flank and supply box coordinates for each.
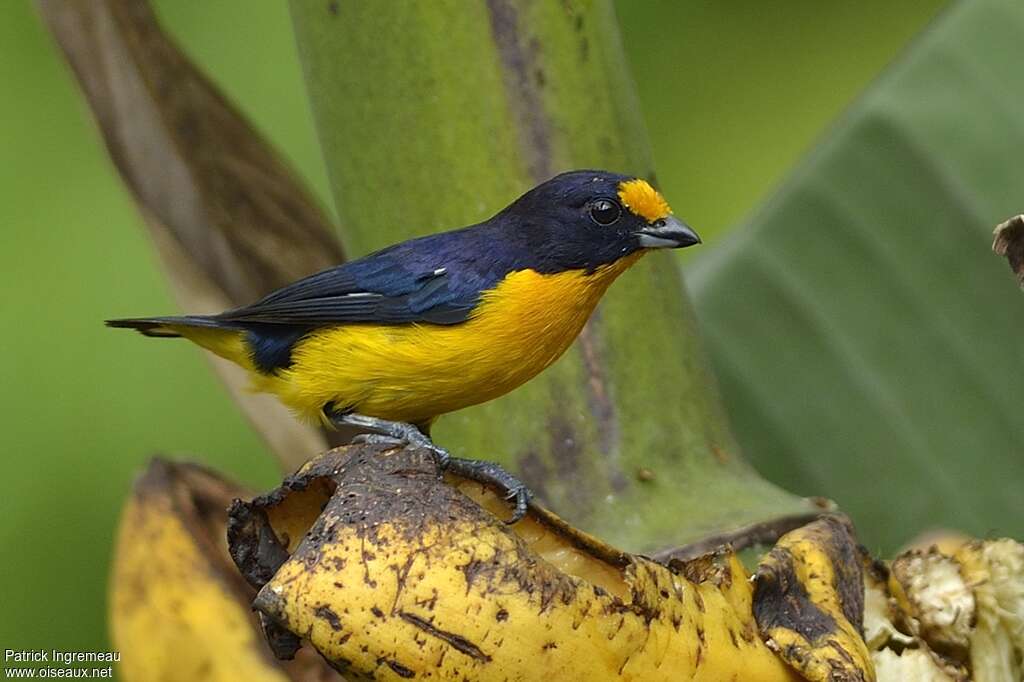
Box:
[171,253,646,426]
[173,326,256,371]
[617,178,672,223]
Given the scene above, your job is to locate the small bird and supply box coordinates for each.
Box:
[109,170,700,521]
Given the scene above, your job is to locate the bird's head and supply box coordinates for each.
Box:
[499,170,700,272]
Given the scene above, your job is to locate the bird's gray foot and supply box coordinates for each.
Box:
[351,433,406,448]
[444,457,533,524]
[324,407,531,523]
[325,409,450,469]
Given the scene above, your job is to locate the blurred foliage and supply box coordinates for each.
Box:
[0,0,945,663]
[688,0,1024,555]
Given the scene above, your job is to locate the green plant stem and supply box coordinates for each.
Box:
[289,0,806,551]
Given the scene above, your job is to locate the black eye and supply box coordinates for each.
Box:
[589,199,621,226]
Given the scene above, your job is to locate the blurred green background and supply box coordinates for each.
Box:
[1,0,946,661]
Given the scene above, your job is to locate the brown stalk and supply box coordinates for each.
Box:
[38,0,346,470]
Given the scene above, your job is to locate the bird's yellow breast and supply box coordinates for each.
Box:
[255,252,644,426]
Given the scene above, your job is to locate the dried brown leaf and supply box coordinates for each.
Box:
[993,214,1024,289]
[38,0,344,468]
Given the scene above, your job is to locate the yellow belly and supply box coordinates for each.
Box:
[252,254,644,425]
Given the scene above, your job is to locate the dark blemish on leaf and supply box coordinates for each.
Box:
[327,0,339,15]
[371,606,385,619]
[485,0,553,182]
[574,310,627,492]
[399,611,492,662]
[495,608,509,622]
[542,641,557,650]
[515,449,552,506]
[546,414,601,511]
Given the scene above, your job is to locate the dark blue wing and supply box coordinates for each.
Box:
[216,267,473,325]
[210,225,526,373]
[215,227,511,327]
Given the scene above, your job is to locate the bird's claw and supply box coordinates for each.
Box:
[401,430,450,466]
[503,486,532,525]
[325,409,530,524]
[445,457,533,524]
[351,433,406,447]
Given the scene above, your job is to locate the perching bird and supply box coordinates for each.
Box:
[109,170,700,521]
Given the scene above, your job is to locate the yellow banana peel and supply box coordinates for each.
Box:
[226,444,882,681]
[112,447,1024,681]
[109,458,336,681]
[753,516,875,680]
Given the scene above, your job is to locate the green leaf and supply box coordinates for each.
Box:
[687,0,1024,554]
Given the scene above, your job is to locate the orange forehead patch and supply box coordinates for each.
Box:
[617,179,672,223]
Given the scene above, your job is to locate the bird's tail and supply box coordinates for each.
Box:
[105,315,226,338]
[106,315,252,368]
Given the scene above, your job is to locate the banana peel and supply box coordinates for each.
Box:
[109,458,337,681]
[753,516,874,680]
[226,443,882,681]
[115,447,1024,681]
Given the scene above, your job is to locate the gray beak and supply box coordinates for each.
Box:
[636,215,701,249]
